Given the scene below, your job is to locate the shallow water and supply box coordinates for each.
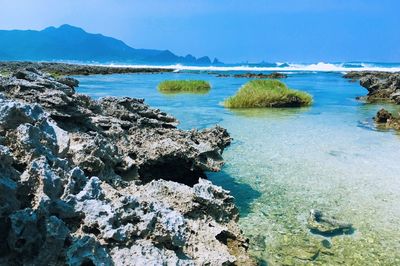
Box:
[76,72,400,265]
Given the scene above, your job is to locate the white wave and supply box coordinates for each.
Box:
[100,62,400,73]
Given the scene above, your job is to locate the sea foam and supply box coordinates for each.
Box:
[101,61,400,73]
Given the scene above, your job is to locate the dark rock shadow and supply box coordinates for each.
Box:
[207,170,262,218]
[309,227,356,238]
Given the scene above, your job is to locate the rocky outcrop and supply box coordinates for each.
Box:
[0,68,253,265]
[343,71,393,81]
[343,71,400,103]
[374,108,400,130]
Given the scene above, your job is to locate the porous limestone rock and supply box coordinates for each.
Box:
[0,68,253,265]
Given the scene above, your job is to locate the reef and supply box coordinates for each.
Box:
[215,72,288,79]
[343,71,400,103]
[0,67,254,265]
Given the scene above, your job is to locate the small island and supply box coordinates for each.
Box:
[158,80,211,94]
[223,79,313,108]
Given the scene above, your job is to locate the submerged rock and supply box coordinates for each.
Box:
[0,67,253,265]
[307,209,354,237]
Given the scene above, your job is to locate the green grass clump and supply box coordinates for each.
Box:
[48,72,63,79]
[158,80,211,94]
[0,70,11,77]
[223,79,313,108]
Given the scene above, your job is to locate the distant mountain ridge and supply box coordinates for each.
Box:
[0,24,222,65]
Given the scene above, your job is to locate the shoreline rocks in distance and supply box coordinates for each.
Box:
[0,66,255,265]
[0,61,173,76]
[216,72,288,79]
[343,71,400,103]
[233,72,288,79]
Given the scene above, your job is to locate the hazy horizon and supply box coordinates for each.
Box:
[1,0,399,63]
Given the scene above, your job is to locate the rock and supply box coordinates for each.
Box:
[0,66,254,265]
[233,72,288,79]
[343,71,393,80]
[266,72,288,79]
[55,76,80,88]
[66,236,112,266]
[375,108,393,123]
[0,61,173,76]
[307,209,354,237]
[374,108,400,130]
[0,68,231,186]
[343,71,400,103]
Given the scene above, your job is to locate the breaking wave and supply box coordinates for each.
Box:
[102,61,400,73]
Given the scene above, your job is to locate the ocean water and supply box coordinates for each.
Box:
[76,69,400,265]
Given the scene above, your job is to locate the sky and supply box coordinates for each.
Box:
[0,0,399,63]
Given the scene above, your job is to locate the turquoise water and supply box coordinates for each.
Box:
[76,72,400,265]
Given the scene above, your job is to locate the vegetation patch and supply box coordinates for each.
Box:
[158,80,211,94]
[223,80,312,108]
[0,70,11,77]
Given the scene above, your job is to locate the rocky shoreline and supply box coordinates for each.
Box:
[0,65,254,265]
[344,71,400,131]
[0,61,173,76]
[216,72,288,79]
[343,71,400,104]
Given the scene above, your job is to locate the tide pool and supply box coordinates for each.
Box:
[76,71,400,265]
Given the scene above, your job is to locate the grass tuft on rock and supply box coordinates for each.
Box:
[158,80,211,94]
[223,79,312,108]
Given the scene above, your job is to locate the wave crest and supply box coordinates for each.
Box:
[104,62,400,73]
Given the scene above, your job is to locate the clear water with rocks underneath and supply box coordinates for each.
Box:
[76,71,400,265]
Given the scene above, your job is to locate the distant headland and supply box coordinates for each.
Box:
[0,24,222,65]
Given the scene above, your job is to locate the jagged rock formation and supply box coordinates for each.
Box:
[343,71,400,103]
[374,108,400,130]
[0,68,253,265]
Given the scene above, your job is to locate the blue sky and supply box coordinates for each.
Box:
[0,0,399,63]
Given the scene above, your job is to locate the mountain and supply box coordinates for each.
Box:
[0,24,220,65]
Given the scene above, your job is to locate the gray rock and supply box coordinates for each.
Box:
[344,71,400,103]
[0,67,253,265]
